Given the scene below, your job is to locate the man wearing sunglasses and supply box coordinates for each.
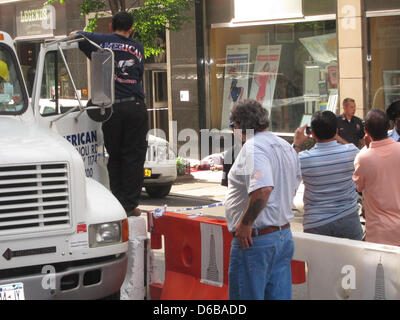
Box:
[225,100,301,300]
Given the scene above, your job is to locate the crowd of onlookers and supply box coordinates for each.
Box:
[223,98,400,300]
[293,98,400,247]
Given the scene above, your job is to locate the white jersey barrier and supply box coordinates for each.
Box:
[120,215,163,300]
[120,216,148,300]
[293,232,400,300]
[122,211,400,300]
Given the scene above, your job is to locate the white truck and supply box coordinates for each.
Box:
[0,31,129,300]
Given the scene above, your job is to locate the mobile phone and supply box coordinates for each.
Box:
[306,126,311,135]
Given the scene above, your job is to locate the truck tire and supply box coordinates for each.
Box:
[145,184,172,198]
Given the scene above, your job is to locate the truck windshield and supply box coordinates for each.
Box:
[0,44,27,115]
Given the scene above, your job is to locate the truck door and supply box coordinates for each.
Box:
[32,40,110,187]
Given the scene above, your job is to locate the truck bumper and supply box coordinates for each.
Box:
[0,253,127,300]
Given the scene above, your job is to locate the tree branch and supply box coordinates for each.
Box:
[119,0,126,11]
[108,0,119,15]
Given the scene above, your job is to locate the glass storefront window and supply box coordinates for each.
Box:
[209,20,338,132]
[368,15,400,111]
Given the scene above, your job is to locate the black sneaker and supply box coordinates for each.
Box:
[126,208,142,217]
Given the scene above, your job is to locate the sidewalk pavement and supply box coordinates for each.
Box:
[172,170,304,233]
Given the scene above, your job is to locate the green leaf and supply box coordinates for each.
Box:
[44,0,195,58]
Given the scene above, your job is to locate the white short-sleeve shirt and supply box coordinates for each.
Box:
[224,131,302,232]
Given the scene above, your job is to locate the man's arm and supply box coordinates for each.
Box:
[352,155,365,192]
[234,186,273,249]
[70,31,100,59]
[293,124,310,153]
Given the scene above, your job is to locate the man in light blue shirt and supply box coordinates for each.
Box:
[387,100,400,142]
[293,111,363,240]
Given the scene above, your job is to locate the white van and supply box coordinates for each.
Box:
[0,32,128,300]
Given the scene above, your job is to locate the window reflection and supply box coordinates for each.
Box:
[209,20,338,132]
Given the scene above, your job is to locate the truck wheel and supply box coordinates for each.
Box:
[145,184,172,198]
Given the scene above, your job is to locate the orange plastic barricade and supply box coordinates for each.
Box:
[147,211,306,300]
[291,260,306,284]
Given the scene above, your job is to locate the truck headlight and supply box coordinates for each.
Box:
[89,221,122,248]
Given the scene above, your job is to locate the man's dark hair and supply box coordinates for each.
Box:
[311,110,337,140]
[112,11,133,31]
[365,109,389,141]
[230,99,269,132]
[387,100,400,121]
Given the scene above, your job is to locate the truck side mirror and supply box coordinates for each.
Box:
[90,49,114,108]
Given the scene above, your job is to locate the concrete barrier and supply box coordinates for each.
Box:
[123,216,400,300]
[293,232,400,300]
[120,216,148,300]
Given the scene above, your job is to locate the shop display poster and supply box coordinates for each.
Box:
[221,44,250,129]
[249,45,282,117]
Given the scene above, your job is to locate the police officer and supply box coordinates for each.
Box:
[336,98,365,149]
[387,100,400,142]
[74,11,148,217]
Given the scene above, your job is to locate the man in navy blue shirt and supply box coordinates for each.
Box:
[74,11,148,217]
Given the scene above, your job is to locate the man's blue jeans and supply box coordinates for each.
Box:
[304,211,363,240]
[228,227,294,300]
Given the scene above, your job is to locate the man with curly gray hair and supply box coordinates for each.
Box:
[225,99,302,300]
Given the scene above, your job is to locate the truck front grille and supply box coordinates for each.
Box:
[0,163,71,234]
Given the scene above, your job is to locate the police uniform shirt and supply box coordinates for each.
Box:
[337,114,365,149]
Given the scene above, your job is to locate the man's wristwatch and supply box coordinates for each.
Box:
[292,143,302,150]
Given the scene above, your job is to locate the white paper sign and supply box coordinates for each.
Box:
[200,223,224,287]
[234,0,303,22]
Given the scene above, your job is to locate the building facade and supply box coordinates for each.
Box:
[169,0,400,152]
[0,0,87,97]
[1,0,400,156]
[206,0,400,127]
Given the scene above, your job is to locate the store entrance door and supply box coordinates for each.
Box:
[143,68,169,139]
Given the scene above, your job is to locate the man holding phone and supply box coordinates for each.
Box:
[293,111,363,239]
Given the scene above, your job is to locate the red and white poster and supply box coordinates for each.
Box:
[249,45,281,116]
[221,44,251,129]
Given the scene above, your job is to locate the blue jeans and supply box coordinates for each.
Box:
[304,211,363,240]
[228,228,294,300]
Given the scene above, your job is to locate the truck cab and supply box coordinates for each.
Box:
[0,31,128,300]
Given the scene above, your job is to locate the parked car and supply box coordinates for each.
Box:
[143,134,177,198]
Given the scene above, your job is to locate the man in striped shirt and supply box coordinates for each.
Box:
[293,111,363,239]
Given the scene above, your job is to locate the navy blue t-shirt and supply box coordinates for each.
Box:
[77,31,145,99]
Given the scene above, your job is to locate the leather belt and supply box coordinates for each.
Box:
[114,96,143,104]
[232,223,290,237]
